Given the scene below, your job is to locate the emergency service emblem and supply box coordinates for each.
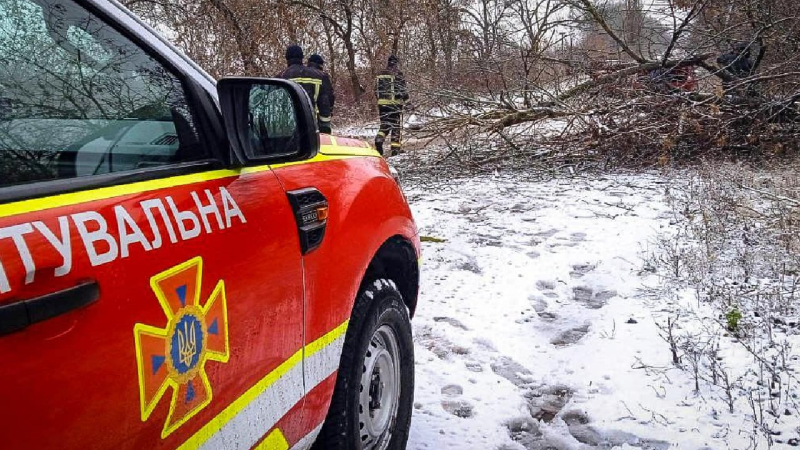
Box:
[133,257,229,438]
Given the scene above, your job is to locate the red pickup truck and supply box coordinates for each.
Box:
[0,1,420,449]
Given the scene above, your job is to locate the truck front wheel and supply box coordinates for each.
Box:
[314,279,414,450]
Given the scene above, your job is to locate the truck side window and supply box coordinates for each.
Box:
[0,0,205,189]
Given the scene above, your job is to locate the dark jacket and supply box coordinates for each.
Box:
[278,60,332,120]
[375,66,409,106]
[307,61,335,113]
[717,49,753,78]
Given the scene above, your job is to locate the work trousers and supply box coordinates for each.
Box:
[375,104,403,156]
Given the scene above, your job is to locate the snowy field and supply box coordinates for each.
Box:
[402,173,799,450]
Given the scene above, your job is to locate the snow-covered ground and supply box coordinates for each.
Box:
[403,173,799,449]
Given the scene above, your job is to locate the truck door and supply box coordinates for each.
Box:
[0,1,304,448]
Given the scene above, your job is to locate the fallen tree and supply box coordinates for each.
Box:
[409,0,800,171]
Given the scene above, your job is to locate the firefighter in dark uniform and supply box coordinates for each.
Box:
[375,54,409,156]
[717,43,754,93]
[278,45,333,134]
[307,54,335,118]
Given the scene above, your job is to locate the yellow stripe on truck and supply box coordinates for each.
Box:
[0,143,378,220]
[176,320,350,450]
[254,429,289,450]
[0,168,244,220]
[323,137,380,158]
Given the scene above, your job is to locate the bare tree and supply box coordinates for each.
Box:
[291,0,366,100]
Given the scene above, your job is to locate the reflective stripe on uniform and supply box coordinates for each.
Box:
[376,74,398,104]
[376,131,385,137]
[289,77,322,101]
[290,77,323,115]
[390,143,402,147]
[176,321,348,450]
[318,116,331,123]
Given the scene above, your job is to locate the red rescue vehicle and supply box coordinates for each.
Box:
[0,1,420,449]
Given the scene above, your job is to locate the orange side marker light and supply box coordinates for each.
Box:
[316,206,329,221]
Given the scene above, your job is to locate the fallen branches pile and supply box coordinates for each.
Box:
[406,0,800,172]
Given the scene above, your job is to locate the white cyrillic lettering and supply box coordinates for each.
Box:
[115,206,153,258]
[220,187,247,228]
[140,199,178,248]
[72,211,118,266]
[166,196,201,241]
[191,190,224,234]
[0,223,36,284]
[0,257,9,293]
[33,217,72,277]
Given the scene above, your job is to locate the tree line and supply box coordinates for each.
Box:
[123,0,800,164]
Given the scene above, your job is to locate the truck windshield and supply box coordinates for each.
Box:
[0,0,204,188]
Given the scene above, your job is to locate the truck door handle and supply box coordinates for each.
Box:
[0,281,100,335]
[286,188,329,255]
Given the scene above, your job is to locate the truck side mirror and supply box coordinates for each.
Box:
[217,77,319,165]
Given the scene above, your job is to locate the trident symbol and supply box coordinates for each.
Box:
[177,320,197,367]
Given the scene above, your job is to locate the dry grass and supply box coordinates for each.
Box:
[648,162,800,445]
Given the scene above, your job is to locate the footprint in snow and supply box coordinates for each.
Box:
[564,410,671,450]
[491,356,534,388]
[572,286,617,309]
[569,263,595,279]
[504,416,542,449]
[433,316,469,330]
[528,296,548,314]
[464,361,483,372]
[454,259,482,275]
[510,202,536,214]
[470,234,503,248]
[533,228,560,238]
[538,311,558,321]
[416,325,470,359]
[535,280,555,291]
[441,399,475,418]
[440,384,463,397]
[503,385,584,450]
[562,409,590,426]
[549,241,579,249]
[569,232,587,242]
[535,280,560,299]
[550,324,590,347]
[507,388,672,450]
[526,384,574,422]
[473,337,498,352]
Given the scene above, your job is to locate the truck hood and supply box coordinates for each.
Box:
[319,135,381,157]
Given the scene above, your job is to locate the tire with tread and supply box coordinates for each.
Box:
[313,278,414,450]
